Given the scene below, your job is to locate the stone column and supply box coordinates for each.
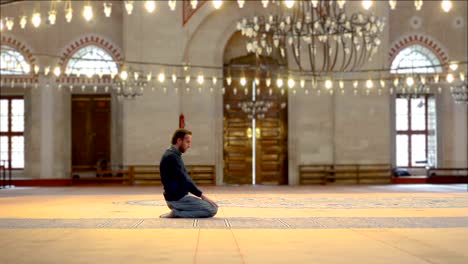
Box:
[39,77,55,178]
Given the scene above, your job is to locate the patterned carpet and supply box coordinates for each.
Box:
[1,217,467,229]
[117,196,468,209]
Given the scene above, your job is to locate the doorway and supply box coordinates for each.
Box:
[71,95,111,170]
[223,55,288,185]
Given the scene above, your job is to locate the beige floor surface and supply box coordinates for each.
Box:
[0,184,467,264]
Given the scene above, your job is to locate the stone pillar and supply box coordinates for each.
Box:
[39,77,55,178]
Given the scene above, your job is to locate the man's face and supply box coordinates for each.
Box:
[177,134,192,153]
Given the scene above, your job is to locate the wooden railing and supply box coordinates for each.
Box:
[132,165,216,185]
[131,165,161,185]
[71,165,216,185]
[71,165,134,185]
[299,164,392,185]
[427,168,468,183]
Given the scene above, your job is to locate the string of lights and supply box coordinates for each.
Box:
[0,0,457,32]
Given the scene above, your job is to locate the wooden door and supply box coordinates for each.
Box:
[223,55,288,185]
[223,74,252,184]
[255,83,288,185]
[72,95,111,169]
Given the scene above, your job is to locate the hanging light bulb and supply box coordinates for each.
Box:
[362,0,373,10]
[284,0,295,9]
[266,78,271,87]
[287,78,295,89]
[48,10,57,25]
[53,66,61,77]
[24,64,31,74]
[459,72,465,82]
[226,76,232,86]
[339,80,344,89]
[86,70,94,78]
[212,76,218,85]
[98,70,105,80]
[277,77,284,88]
[261,0,269,8]
[237,0,245,8]
[185,75,191,84]
[406,76,414,87]
[380,79,386,88]
[366,79,373,89]
[240,77,247,86]
[337,0,346,9]
[197,74,205,84]
[388,0,397,10]
[420,76,426,85]
[103,2,112,17]
[146,72,152,81]
[83,5,93,21]
[44,67,50,76]
[446,73,454,83]
[449,61,458,71]
[31,12,41,28]
[311,0,319,8]
[64,68,71,76]
[441,0,452,12]
[125,1,134,15]
[190,0,198,9]
[325,80,333,90]
[434,74,440,83]
[0,20,3,32]
[65,7,73,23]
[5,17,14,30]
[120,70,128,81]
[20,16,27,28]
[145,0,156,13]
[414,0,423,10]
[300,79,305,88]
[212,0,223,9]
[255,78,260,86]
[353,80,359,89]
[34,65,40,75]
[168,0,177,11]
[158,72,165,83]
[172,73,177,83]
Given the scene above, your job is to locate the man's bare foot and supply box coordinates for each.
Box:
[159,212,175,218]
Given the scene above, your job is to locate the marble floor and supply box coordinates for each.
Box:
[0,184,467,264]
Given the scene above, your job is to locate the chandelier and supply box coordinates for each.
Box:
[451,85,467,104]
[450,74,467,104]
[237,0,385,73]
[238,100,274,120]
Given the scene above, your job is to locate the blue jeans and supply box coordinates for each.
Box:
[166,195,218,218]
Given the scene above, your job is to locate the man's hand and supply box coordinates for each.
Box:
[201,194,219,208]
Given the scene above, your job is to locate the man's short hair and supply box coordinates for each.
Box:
[171,129,192,144]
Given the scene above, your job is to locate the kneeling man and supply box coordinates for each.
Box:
[159,129,218,218]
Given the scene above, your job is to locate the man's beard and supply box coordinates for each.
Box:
[178,146,186,153]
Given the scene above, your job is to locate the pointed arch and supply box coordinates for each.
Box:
[389,34,449,73]
[0,35,37,79]
[57,34,122,83]
[58,34,122,72]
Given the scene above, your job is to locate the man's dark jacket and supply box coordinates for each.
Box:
[160,146,203,201]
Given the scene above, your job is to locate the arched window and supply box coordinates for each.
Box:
[390,44,442,74]
[392,44,439,168]
[0,45,31,75]
[66,45,118,76]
